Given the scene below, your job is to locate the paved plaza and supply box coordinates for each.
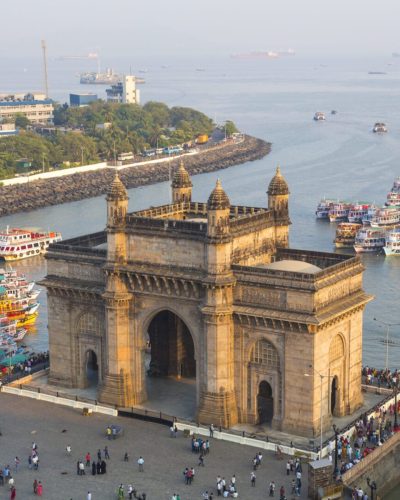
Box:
[0,393,308,499]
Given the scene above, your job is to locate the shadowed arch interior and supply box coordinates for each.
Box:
[147,310,196,378]
[86,350,98,386]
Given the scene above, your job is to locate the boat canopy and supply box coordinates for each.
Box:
[0,353,27,366]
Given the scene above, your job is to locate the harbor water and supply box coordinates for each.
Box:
[1,55,400,367]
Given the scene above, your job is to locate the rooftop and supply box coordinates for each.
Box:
[259,259,321,274]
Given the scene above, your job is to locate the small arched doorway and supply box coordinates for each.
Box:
[257,380,273,424]
[331,376,338,414]
[86,350,99,386]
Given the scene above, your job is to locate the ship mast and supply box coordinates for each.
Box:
[41,40,49,98]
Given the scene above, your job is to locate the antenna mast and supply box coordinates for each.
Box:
[41,40,49,98]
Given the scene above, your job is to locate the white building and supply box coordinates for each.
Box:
[106,76,140,105]
[0,93,53,124]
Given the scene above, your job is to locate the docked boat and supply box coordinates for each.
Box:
[370,206,400,228]
[334,223,362,248]
[354,228,386,253]
[0,228,62,261]
[329,202,351,222]
[372,122,388,133]
[384,227,400,256]
[386,177,400,207]
[314,112,326,121]
[315,199,336,219]
[348,203,374,223]
[361,206,378,225]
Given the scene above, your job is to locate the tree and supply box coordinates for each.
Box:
[14,114,30,129]
[224,120,239,137]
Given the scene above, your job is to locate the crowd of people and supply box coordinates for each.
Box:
[0,351,49,383]
[362,366,400,389]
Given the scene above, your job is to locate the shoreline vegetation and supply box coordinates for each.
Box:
[0,135,270,216]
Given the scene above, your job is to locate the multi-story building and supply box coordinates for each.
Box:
[0,93,53,124]
[70,93,98,107]
[106,76,140,104]
[0,122,18,138]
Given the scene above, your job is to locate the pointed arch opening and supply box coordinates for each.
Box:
[85,350,99,386]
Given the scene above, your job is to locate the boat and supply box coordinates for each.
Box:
[314,112,326,121]
[354,228,386,253]
[80,68,120,84]
[386,177,400,207]
[0,227,62,261]
[370,206,400,228]
[315,199,336,219]
[348,203,375,223]
[361,206,378,225]
[329,202,351,222]
[331,110,338,115]
[372,122,388,133]
[334,223,362,248]
[384,227,400,256]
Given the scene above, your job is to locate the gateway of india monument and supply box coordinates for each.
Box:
[42,162,372,437]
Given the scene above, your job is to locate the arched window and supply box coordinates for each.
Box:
[250,340,280,369]
[77,312,101,336]
[329,335,344,362]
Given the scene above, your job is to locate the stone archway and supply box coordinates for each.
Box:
[331,376,338,414]
[257,380,274,424]
[85,350,99,386]
[329,334,345,416]
[143,309,197,419]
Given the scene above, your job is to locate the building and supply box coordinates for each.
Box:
[0,93,53,124]
[69,93,98,107]
[106,75,140,104]
[0,122,18,138]
[42,163,372,437]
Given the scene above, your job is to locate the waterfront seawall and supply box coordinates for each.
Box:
[0,135,270,216]
[342,431,400,498]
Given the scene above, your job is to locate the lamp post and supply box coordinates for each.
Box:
[332,424,339,479]
[394,376,399,431]
[367,477,377,500]
[304,367,329,458]
[373,318,400,370]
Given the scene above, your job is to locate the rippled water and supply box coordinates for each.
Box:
[1,55,400,368]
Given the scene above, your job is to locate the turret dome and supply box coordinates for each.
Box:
[207,179,230,210]
[107,171,128,201]
[267,165,289,195]
[172,161,192,188]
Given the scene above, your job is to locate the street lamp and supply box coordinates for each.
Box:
[304,367,330,458]
[367,477,377,500]
[373,318,400,371]
[393,376,399,431]
[332,424,340,479]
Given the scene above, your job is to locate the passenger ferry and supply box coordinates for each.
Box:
[328,202,351,222]
[334,223,362,248]
[361,206,378,225]
[370,206,400,228]
[315,199,336,219]
[354,228,386,253]
[314,112,326,121]
[384,227,400,256]
[386,177,400,207]
[348,203,374,223]
[372,122,388,133]
[0,228,62,261]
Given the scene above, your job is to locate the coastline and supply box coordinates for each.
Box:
[0,135,270,216]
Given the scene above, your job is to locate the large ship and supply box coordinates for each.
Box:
[386,177,400,207]
[80,68,121,85]
[334,223,362,248]
[370,206,400,228]
[384,227,400,256]
[354,227,386,253]
[0,228,62,261]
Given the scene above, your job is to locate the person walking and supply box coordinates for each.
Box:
[104,446,110,459]
[117,484,124,499]
[124,452,129,462]
[10,486,16,500]
[209,424,214,437]
[106,426,112,440]
[269,481,276,497]
[66,445,72,455]
[87,492,92,500]
[128,485,134,499]
[250,471,256,487]
[286,461,290,475]
[85,452,91,467]
[91,461,96,476]
[33,479,38,494]
[97,449,101,461]
[198,454,205,467]
[138,456,144,472]
[37,482,43,496]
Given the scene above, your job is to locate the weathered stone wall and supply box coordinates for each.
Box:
[0,135,270,215]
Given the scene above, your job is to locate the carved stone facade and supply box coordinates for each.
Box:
[42,166,373,437]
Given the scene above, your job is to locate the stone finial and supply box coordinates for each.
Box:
[171,160,192,188]
[107,171,128,201]
[207,179,230,210]
[267,165,289,195]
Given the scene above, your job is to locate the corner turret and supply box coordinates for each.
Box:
[171,160,192,203]
[207,179,231,240]
[267,165,290,247]
[106,171,128,263]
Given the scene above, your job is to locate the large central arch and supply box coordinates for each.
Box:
[142,309,197,419]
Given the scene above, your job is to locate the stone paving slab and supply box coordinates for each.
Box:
[0,393,308,500]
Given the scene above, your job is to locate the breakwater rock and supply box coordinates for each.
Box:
[0,135,270,216]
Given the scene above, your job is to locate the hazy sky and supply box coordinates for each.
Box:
[1,0,399,58]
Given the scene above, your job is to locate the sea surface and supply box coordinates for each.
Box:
[1,54,400,367]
